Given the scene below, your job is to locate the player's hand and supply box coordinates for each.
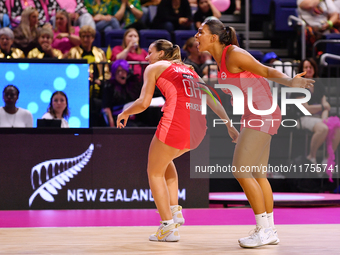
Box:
[291,71,315,89]
[117,112,129,128]
[227,126,239,143]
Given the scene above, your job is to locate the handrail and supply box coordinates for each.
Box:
[320,53,340,66]
[312,39,340,59]
[245,0,249,50]
[288,15,306,60]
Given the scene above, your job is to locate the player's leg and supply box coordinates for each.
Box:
[252,143,279,245]
[147,136,188,241]
[164,152,189,226]
[231,128,276,248]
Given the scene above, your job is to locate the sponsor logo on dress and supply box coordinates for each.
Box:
[173,67,194,76]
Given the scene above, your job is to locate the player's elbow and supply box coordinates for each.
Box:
[140,99,151,110]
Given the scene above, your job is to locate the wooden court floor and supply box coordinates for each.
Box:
[1,224,339,254]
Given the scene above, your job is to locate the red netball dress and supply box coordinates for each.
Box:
[155,63,207,150]
[218,45,281,135]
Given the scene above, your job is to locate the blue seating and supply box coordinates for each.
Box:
[324,34,340,64]
[252,0,271,15]
[180,49,188,60]
[139,29,171,48]
[93,31,101,47]
[174,30,197,48]
[273,0,297,31]
[104,29,126,47]
[248,50,264,62]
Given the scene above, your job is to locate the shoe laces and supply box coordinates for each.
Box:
[247,225,262,239]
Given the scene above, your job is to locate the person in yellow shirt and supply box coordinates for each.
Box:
[27,28,63,59]
[68,25,111,126]
[0,27,25,59]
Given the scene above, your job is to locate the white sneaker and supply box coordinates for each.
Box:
[172,205,185,226]
[268,228,280,245]
[149,222,180,242]
[238,226,277,248]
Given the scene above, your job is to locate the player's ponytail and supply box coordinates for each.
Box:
[153,39,181,61]
[203,17,239,46]
[152,39,194,69]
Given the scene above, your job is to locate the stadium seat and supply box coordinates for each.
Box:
[174,30,197,48]
[93,31,101,47]
[104,29,126,47]
[248,50,264,62]
[273,0,297,31]
[252,0,271,15]
[180,49,188,60]
[139,29,171,48]
[324,34,340,64]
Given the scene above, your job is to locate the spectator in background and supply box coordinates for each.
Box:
[27,27,63,58]
[102,59,141,127]
[194,0,221,29]
[68,25,110,126]
[200,51,218,78]
[0,85,33,128]
[52,0,95,29]
[151,0,193,33]
[52,9,81,55]
[111,28,148,79]
[141,0,161,6]
[0,2,12,29]
[262,52,296,85]
[295,58,339,166]
[182,37,204,77]
[188,0,197,6]
[84,0,120,32]
[334,0,340,11]
[298,0,340,56]
[112,0,145,29]
[68,25,110,87]
[42,91,69,128]
[5,0,58,28]
[0,27,25,58]
[182,37,217,78]
[13,7,39,55]
[233,0,241,15]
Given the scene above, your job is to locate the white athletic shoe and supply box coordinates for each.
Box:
[268,228,280,245]
[172,205,185,226]
[149,222,180,242]
[238,226,277,248]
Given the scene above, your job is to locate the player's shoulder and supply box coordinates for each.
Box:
[146,60,172,74]
[227,45,248,56]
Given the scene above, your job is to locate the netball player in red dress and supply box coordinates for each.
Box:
[117,39,239,242]
[195,18,315,248]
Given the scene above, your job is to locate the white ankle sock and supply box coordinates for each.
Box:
[162,219,174,226]
[267,212,275,229]
[255,212,269,228]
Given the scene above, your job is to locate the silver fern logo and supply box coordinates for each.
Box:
[29,144,94,207]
